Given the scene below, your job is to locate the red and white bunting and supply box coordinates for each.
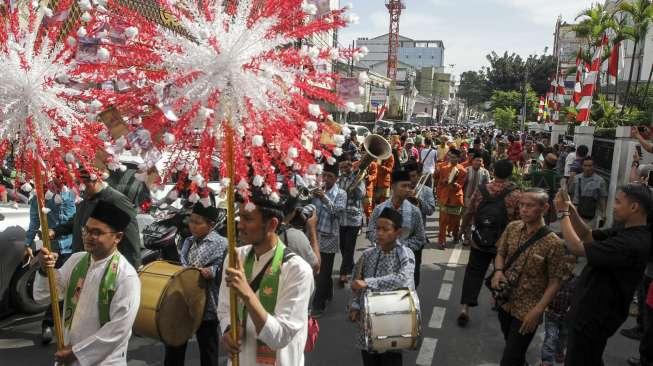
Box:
[537,96,545,121]
[572,51,583,106]
[576,35,608,124]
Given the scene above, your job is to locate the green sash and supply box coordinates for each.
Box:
[242,240,285,366]
[64,252,120,330]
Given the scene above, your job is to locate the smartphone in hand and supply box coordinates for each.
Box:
[559,180,571,202]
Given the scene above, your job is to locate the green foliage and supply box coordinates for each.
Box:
[591,94,619,128]
[490,89,539,120]
[458,70,490,107]
[493,107,517,131]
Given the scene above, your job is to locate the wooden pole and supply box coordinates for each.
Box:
[225,125,239,366]
[33,159,64,350]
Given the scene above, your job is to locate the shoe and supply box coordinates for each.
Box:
[621,327,644,340]
[456,312,469,327]
[628,356,642,366]
[40,325,53,346]
[438,242,446,250]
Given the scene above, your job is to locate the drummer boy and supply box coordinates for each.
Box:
[348,207,416,366]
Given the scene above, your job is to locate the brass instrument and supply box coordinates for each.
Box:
[347,134,392,192]
[414,173,430,198]
[447,166,459,184]
[297,185,321,202]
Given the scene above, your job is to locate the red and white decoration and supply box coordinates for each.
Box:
[576,35,608,124]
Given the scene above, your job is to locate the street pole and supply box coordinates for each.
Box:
[522,68,527,132]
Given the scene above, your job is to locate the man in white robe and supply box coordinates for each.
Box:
[219,193,314,366]
[35,200,140,365]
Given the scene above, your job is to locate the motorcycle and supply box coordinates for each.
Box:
[140,201,228,266]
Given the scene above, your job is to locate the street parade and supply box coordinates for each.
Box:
[2,0,653,365]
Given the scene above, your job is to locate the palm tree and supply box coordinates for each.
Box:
[575,3,616,65]
[614,0,653,112]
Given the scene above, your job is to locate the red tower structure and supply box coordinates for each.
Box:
[385,0,405,80]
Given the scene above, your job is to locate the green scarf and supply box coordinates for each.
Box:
[242,240,285,365]
[64,252,120,330]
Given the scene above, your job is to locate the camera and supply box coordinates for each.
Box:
[289,204,316,229]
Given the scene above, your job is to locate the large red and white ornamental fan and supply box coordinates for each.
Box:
[576,35,608,124]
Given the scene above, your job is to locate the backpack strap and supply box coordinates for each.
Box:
[496,184,517,201]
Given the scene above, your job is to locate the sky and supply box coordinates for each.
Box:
[339,0,596,80]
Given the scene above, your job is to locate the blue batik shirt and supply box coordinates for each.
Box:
[367,199,426,251]
[337,172,366,228]
[312,184,347,253]
[180,230,228,320]
[26,190,76,254]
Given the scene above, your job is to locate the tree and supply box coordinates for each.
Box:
[614,0,653,111]
[484,51,525,92]
[523,54,557,96]
[458,70,490,107]
[493,107,517,131]
[490,89,539,121]
[574,3,615,63]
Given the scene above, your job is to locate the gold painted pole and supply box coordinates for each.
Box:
[33,160,64,350]
[225,125,240,366]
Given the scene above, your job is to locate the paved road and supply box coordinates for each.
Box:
[0,212,640,365]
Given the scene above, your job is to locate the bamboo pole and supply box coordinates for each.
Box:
[225,125,240,366]
[33,159,64,350]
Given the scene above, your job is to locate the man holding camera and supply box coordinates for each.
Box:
[569,157,607,229]
[490,188,569,366]
[555,183,653,365]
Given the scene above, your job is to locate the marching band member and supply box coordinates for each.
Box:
[219,193,314,366]
[349,207,416,366]
[435,148,467,250]
[164,204,228,366]
[311,162,347,316]
[405,162,436,238]
[368,170,426,286]
[363,160,379,220]
[35,201,141,366]
[337,153,366,287]
[373,155,395,205]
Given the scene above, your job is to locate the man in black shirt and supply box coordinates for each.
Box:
[554,183,653,365]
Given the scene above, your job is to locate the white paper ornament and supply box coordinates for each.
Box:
[44,190,54,200]
[252,135,264,147]
[334,134,345,147]
[21,182,33,192]
[199,196,211,208]
[54,194,63,204]
[308,104,321,117]
[124,26,139,39]
[269,192,280,203]
[253,175,264,187]
[167,190,179,200]
[77,27,87,37]
[188,192,200,203]
[288,147,298,159]
[327,156,336,165]
[162,133,175,145]
[305,121,318,133]
[290,186,299,197]
[81,11,92,22]
[333,147,342,156]
[244,202,256,212]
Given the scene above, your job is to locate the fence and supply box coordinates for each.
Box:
[592,137,615,180]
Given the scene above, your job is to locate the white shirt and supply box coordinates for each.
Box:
[218,244,314,366]
[34,251,140,366]
[420,147,437,174]
[564,152,576,177]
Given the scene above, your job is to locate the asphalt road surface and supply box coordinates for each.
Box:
[0,212,640,365]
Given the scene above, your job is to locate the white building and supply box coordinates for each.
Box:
[356,34,445,72]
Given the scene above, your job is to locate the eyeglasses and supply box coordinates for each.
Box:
[82,226,117,238]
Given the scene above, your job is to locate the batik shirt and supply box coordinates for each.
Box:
[180,230,228,320]
[417,187,436,228]
[349,244,416,350]
[312,184,347,253]
[337,172,366,227]
[367,199,426,251]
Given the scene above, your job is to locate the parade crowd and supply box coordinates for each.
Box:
[26,124,653,366]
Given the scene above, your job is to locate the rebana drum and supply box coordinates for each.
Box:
[362,289,422,353]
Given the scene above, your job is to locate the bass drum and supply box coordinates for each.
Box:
[134,261,207,346]
[362,289,422,353]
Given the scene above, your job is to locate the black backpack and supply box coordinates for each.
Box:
[472,183,516,252]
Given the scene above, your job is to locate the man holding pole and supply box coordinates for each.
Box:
[34,201,141,365]
[218,192,314,365]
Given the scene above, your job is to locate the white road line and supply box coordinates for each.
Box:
[443,269,455,282]
[448,245,463,265]
[428,306,447,329]
[438,283,453,301]
[416,337,438,366]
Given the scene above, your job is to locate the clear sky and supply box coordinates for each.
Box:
[338,0,596,80]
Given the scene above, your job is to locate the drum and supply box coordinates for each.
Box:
[134,261,207,346]
[362,289,422,353]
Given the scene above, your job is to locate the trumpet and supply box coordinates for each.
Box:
[413,173,430,198]
[297,185,321,202]
[346,134,392,193]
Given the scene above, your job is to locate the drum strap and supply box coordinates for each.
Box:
[64,252,120,331]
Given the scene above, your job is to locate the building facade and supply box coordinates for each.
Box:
[356,33,445,72]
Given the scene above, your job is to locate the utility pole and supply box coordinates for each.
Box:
[522,67,528,132]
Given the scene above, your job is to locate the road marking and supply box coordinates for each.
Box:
[0,338,34,349]
[438,283,452,301]
[443,269,455,282]
[416,337,438,366]
[428,306,446,329]
[448,245,462,265]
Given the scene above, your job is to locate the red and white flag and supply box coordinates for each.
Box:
[608,41,623,85]
[537,96,545,121]
[375,102,387,122]
[573,51,583,106]
[576,35,608,124]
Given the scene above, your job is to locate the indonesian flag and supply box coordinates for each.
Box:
[608,41,623,85]
[576,35,608,124]
[573,51,583,106]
